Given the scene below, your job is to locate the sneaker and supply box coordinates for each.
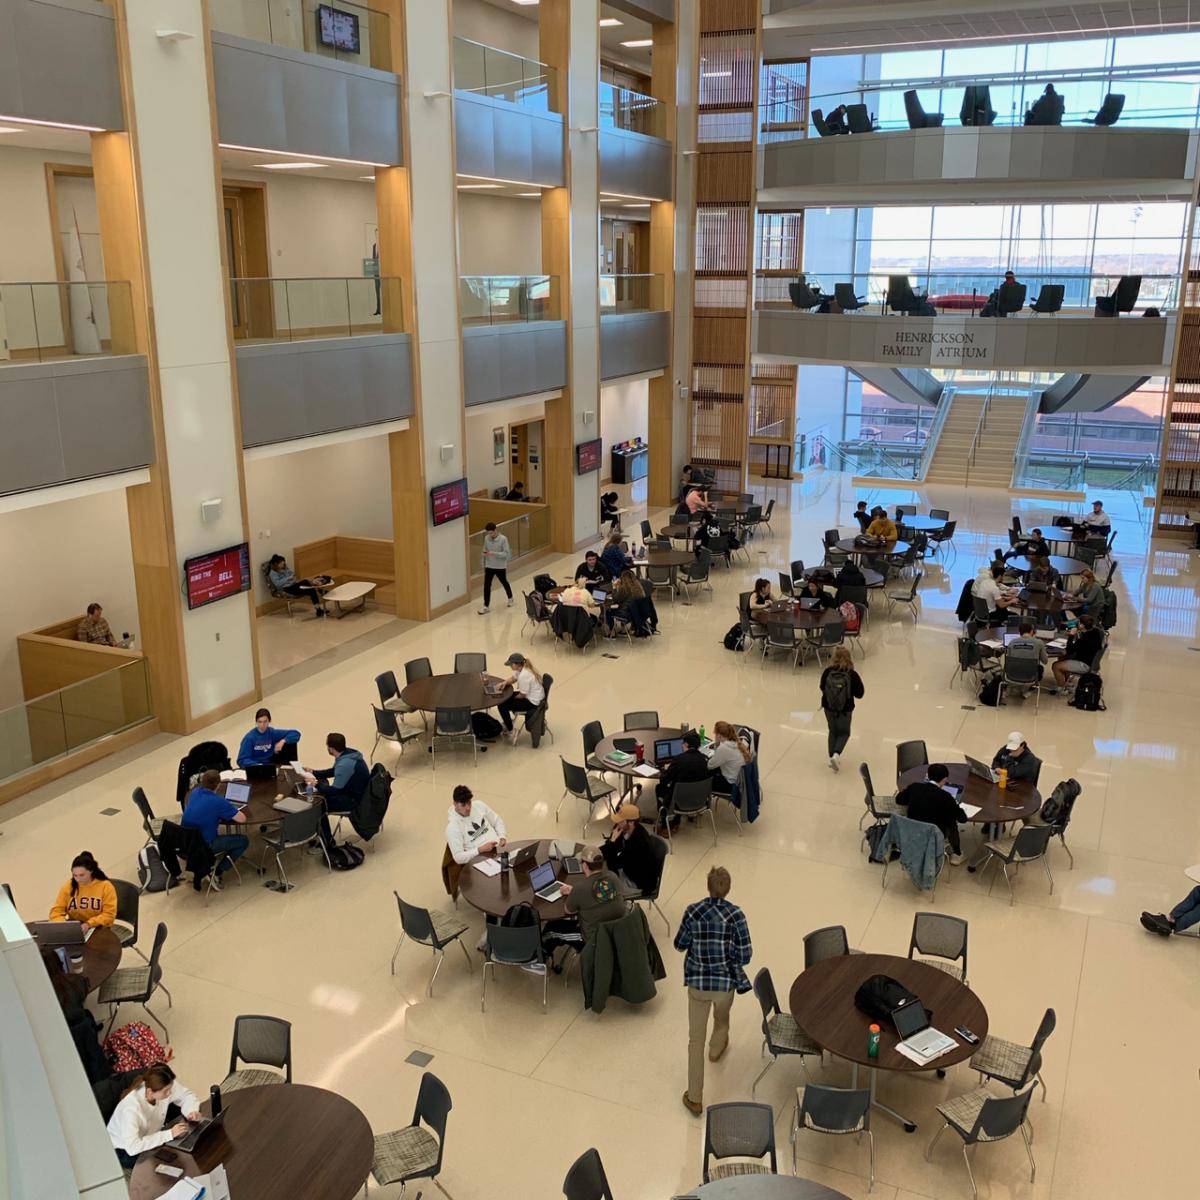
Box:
[829,755,840,772]
[519,962,546,975]
[948,852,966,866]
[476,932,488,952]
[1140,912,1173,936]
[477,606,490,615]
[681,1092,702,1117]
[708,1040,729,1063]
[506,597,514,607]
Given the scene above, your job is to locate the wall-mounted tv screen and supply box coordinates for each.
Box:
[431,479,470,527]
[317,4,361,53]
[575,438,602,475]
[184,543,251,610]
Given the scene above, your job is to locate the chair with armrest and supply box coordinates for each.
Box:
[1029,284,1064,314]
[887,275,928,315]
[1088,93,1125,126]
[960,84,997,126]
[788,277,824,310]
[996,282,1027,316]
[904,89,944,129]
[1094,275,1141,316]
[846,103,874,134]
[834,283,865,312]
[811,108,832,137]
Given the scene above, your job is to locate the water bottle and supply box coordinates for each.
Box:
[868,1024,881,1058]
[680,721,689,735]
[998,767,1008,791]
[210,1084,222,1117]
[699,725,706,744]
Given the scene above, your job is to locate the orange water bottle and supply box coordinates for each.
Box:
[998,767,1008,790]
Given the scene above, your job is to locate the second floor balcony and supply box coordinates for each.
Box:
[209,0,393,72]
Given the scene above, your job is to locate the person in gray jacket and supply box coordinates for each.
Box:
[478,521,513,614]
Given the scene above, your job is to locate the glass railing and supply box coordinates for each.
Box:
[0,281,134,363]
[600,81,664,138]
[452,37,557,113]
[756,270,1178,313]
[209,0,392,71]
[599,274,664,314]
[810,432,921,480]
[804,73,1200,134]
[228,277,401,342]
[460,275,559,325]
[468,508,550,568]
[0,660,153,785]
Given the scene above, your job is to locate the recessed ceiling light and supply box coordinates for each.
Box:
[0,125,26,134]
[512,0,539,5]
[255,161,326,170]
[620,39,652,48]
[623,202,651,207]
[0,113,104,133]
[358,175,375,181]
[516,192,542,197]
[599,18,623,26]
[458,183,502,189]
[222,143,389,167]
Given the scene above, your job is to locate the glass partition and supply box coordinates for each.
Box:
[208,0,392,72]
[452,37,557,112]
[467,508,550,566]
[0,281,134,363]
[459,276,559,324]
[599,82,663,138]
[229,277,400,341]
[599,274,664,313]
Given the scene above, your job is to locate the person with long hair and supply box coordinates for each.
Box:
[496,652,545,737]
[48,851,116,927]
[605,568,645,634]
[749,578,773,612]
[818,646,864,772]
[266,553,324,615]
[600,533,628,581]
[106,1063,201,1169]
[707,721,752,797]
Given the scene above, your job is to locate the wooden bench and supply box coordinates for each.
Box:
[288,536,396,614]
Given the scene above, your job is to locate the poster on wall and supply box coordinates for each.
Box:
[493,428,505,464]
[874,320,996,367]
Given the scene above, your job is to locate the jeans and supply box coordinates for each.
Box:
[483,567,512,606]
[318,787,358,845]
[1171,885,1200,932]
[497,694,535,731]
[282,582,322,610]
[939,821,963,855]
[824,709,852,757]
[687,987,736,1104]
[210,833,248,873]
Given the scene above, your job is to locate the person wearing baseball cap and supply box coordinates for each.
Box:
[600,803,659,895]
[559,849,627,943]
[496,652,544,740]
[990,731,1042,784]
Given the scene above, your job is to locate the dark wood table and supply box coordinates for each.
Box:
[217,768,305,828]
[401,672,513,712]
[47,926,123,995]
[974,628,1068,658]
[1010,554,1089,578]
[633,547,695,569]
[660,523,698,541]
[789,953,988,1131]
[458,837,579,922]
[760,601,843,631]
[898,762,1040,824]
[1014,588,1070,615]
[129,1083,372,1200]
[593,726,683,797]
[695,1177,852,1199]
[835,537,910,557]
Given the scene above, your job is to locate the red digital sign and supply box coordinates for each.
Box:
[183,543,252,610]
[575,438,602,475]
[431,479,470,526]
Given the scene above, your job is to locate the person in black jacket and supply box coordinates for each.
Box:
[991,732,1042,784]
[574,551,611,586]
[819,647,864,771]
[1050,614,1104,690]
[657,731,710,812]
[852,501,871,532]
[896,763,968,862]
[600,804,659,894]
[799,578,836,609]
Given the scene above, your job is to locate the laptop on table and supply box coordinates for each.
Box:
[224,781,251,805]
[798,597,820,610]
[28,920,85,946]
[964,754,999,784]
[507,842,538,869]
[166,1108,227,1153]
[892,999,956,1058]
[654,737,685,767]
[529,860,564,903]
[244,763,277,781]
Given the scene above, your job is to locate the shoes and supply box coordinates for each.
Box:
[519,962,546,975]
[708,1041,728,1063]
[314,608,326,617]
[506,597,514,607]
[681,1092,702,1116]
[829,755,840,772]
[478,606,490,615]
[948,853,966,866]
[1140,912,1173,936]
[476,933,488,952]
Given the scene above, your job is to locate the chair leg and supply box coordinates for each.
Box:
[391,931,406,974]
[866,1128,875,1193]
[750,1054,775,1097]
[457,937,474,971]
[961,1144,979,1200]
[141,1001,169,1041]
[428,947,445,997]
[1042,856,1055,895]
[1060,834,1074,869]
[1021,1123,1037,1181]
[1001,862,1015,905]
[648,899,669,932]
[925,1122,948,1161]
[480,961,490,1012]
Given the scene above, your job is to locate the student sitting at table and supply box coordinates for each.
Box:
[559,581,596,609]
[106,1063,201,1170]
[180,770,248,885]
[972,563,1016,622]
[852,501,871,532]
[1005,527,1050,561]
[49,851,116,927]
[601,803,659,894]
[865,511,897,541]
[799,578,836,609]
[991,731,1042,783]
[496,652,545,736]
[1064,568,1103,613]
[1080,499,1110,532]
[301,733,369,844]
[1025,555,1060,589]
[605,569,645,633]
[574,550,611,586]
[561,851,629,941]
[896,762,968,865]
[748,578,773,613]
[657,730,710,815]
[445,785,507,864]
[504,481,526,502]
[600,533,628,581]
[707,722,752,797]
[1050,613,1104,691]
[237,708,301,767]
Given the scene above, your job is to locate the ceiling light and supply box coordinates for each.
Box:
[623,203,651,208]
[0,125,26,134]
[221,143,389,168]
[809,21,1190,53]
[601,190,659,202]
[255,161,326,170]
[599,18,623,27]
[458,183,502,189]
[512,0,539,5]
[0,113,104,133]
[458,172,553,189]
[621,39,652,48]
[358,175,376,181]
[516,191,542,197]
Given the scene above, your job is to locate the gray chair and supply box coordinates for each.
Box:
[885,571,922,620]
[132,787,163,848]
[970,1008,1056,1101]
[975,824,1055,905]
[645,563,676,603]
[632,833,670,931]
[960,83,997,126]
[895,739,928,782]
[109,878,148,965]
[896,505,917,519]
[391,892,472,996]
[1089,92,1125,126]
[703,1101,777,1182]
[803,925,854,967]
[761,497,776,531]
[432,707,476,769]
[926,1085,1037,1199]
[453,652,486,674]
[563,1147,614,1200]
[668,778,717,848]
[834,283,864,312]
[98,921,170,1039]
[522,590,554,640]
[739,608,767,656]
[789,559,806,584]
[752,967,821,1097]
[678,550,713,601]
[376,670,416,721]
[801,618,845,668]
[858,762,898,835]
[908,912,968,983]
[762,621,802,669]
[1029,284,1065,314]
[951,636,985,689]
[405,657,433,683]
[777,571,794,597]
[1094,274,1140,315]
[482,922,547,1011]
[559,757,617,834]
[846,103,873,133]
[371,704,421,762]
[904,89,943,128]
[929,508,950,520]
[261,803,331,890]
[623,710,659,730]
[1000,646,1043,710]
[582,720,609,779]
[221,1014,292,1094]
[792,1085,873,1186]
[370,1071,452,1196]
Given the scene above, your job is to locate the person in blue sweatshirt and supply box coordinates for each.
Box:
[300,732,369,846]
[237,707,301,767]
[181,769,248,888]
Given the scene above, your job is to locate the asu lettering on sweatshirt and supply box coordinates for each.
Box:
[49,878,117,927]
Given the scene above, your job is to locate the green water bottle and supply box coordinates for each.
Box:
[868,1024,881,1058]
[699,724,707,744]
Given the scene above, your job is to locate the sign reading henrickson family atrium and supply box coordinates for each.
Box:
[874,322,996,367]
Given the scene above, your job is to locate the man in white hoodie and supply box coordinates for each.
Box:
[445,784,507,864]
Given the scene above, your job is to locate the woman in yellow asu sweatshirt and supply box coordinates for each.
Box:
[49,851,116,927]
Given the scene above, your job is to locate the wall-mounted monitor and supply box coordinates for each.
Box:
[431,479,470,527]
[316,4,361,53]
[575,438,602,475]
[183,543,251,610]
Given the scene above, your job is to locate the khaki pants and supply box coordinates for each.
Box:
[687,986,736,1105]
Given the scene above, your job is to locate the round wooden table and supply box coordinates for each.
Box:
[633,548,695,569]
[898,762,1041,824]
[1014,588,1069,615]
[47,926,123,995]
[458,837,579,922]
[660,523,698,541]
[128,1083,373,1200]
[1010,555,1089,578]
[789,953,988,1131]
[973,628,1067,659]
[759,602,843,631]
[593,726,683,797]
[401,672,513,712]
[695,1177,851,1199]
[835,537,910,558]
[898,515,949,532]
[217,768,306,827]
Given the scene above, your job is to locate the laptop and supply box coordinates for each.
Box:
[1025,579,1049,593]
[245,763,277,781]
[166,1108,227,1153]
[892,999,957,1058]
[591,589,608,604]
[798,597,820,610]
[942,783,962,800]
[1002,632,1021,647]
[964,754,999,784]
[28,920,85,946]
[224,781,251,805]
[507,842,538,869]
[529,860,564,903]
[551,839,583,874]
[654,737,686,766]
[272,795,310,814]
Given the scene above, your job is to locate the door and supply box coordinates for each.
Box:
[223,193,249,339]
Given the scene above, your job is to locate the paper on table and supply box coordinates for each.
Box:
[472,858,502,876]
[895,1038,956,1065]
[160,1179,202,1200]
[632,763,659,777]
[959,803,982,819]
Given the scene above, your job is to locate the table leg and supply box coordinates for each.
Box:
[869,1065,918,1133]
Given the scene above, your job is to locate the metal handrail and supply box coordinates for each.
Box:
[813,433,918,480]
[965,388,993,485]
[1010,388,1043,487]
[1108,453,1158,492]
[917,385,954,481]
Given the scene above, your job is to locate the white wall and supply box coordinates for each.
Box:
[0,488,137,708]
[456,193,542,275]
[244,435,393,604]
[452,0,539,59]
[600,378,648,482]
[465,397,546,498]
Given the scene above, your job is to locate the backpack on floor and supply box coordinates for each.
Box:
[978,673,1002,707]
[472,711,504,741]
[103,1022,167,1073]
[723,623,745,652]
[822,668,851,713]
[1070,672,1105,711]
[327,843,365,871]
[137,844,170,893]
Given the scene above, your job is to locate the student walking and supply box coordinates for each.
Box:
[819,645,864,772]
[478,521,513,614]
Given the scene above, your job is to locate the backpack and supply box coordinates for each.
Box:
[533,573,557,597]
[137,844,170,893]
[500,901,539,929]
[822,668,852,713]
[978,673,1002,707]
[723,623,745,652]
[853,975,921,1028]
[1038,778,1080,826]
[1098,586,1118,630]
[838,600,861,631]
[103,1022,168,1073]
[1070,672,1105,711]
[472,711,504,741]
[327,843,365,871]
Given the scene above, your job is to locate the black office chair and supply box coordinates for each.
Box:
[1094,275,1141,316]
[834,283,865,312]
[1029,284,1064,315]
[887,275,928,315]
[810,108,832,137]
[995,282,1027,316]
[960,84,996,126]
[563,1147,615,1200]
[903,89,943,129]
[1024,85,1065,126]
[1088,93,1125,126]
[846,103,874,134]
[788,277,824,310]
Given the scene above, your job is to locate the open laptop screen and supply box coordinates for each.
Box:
[655,737,685,761]
[892,999,930,1039]
[529,861,556,891]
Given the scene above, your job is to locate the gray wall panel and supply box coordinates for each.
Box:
[0,0,123,130]
[0,356,153,496]
[600,311,671,379]
[236,335,414,448]
[599,128,673,200]
[211,32,403,165]
[461,322,568,406]
[454,92,565,187]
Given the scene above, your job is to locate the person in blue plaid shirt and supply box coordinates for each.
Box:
[674,866,753,1114]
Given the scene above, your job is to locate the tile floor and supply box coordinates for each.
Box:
[2,470,1197,1200]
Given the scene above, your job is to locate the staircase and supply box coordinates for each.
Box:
[923,392,1031,488]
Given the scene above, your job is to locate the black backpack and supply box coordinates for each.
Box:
[822,669,852,713]
[327,844,365,871]
[1038,778,1080,826]
[500,901,539,928]
[978,673,1002,707]
[1071,672,1105,711]
[1098,587,1118,630]
[472,711,504,741]
[723,623,745,652]
[854,974,921,1028]
[533,573,557,597]
[349,763,392,842]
